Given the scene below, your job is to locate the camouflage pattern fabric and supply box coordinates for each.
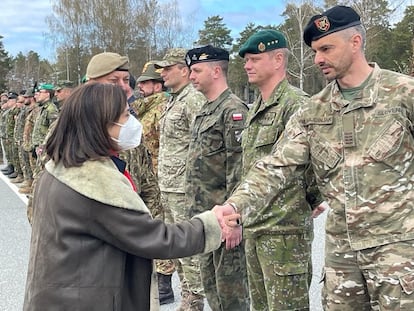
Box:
[185,89,249,310]
[6,107,20,171]
[120,143,162,219]
[23,106,40,153]
[130,91,171,276]
[161,191,203,295]
[15,106,33,180]
[129,91,169,171]
[31,100,59,150]
[158,83,205,300]
[158,83,204,193]
[239,79,322,310]
[228,63,414,310]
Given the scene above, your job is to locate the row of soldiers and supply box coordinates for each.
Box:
[0,81,74,194]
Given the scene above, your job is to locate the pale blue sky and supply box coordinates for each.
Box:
[1,0,286,60]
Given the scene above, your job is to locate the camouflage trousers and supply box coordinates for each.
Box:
[323,236,414,311]
[18,144,32,180]
[245,234,312,311]
[11,141,22,174]
[199,242,250,311]
[3,138,13,165]
[161,191,204,296]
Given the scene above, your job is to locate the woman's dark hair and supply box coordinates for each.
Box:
[46,82,127,167]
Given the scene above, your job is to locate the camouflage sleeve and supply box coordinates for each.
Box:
[304,164,324,208]
[124,143,163,219]
[224,104,248,195]
[229,112,311,213]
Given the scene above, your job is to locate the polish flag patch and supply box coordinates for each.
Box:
[232,113,243,121]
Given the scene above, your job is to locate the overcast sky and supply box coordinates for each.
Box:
[1,0,285,60]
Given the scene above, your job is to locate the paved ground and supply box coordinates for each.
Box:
[0,163,326,311]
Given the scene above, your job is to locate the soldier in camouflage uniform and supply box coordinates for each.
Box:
[132,61,169,170]
[0,92,8,165]
[4,92,21,179]
[230,29,323,310]
[0,93,14,174]
[85,52,162,219]
[132,61,175,304]
[184,46,250,311]
[18,90,36,194]
[31,84,59,160]
[218,6,414,311]
[54,80,75,110]
[155,48,206,311]
[26,84,59,222]
[10,94,26,183]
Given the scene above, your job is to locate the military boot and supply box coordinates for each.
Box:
[1,164,14,175]
[177,292,204,311]
[8,171,18,178]
[158,273,174,305]
[11,174,24,183]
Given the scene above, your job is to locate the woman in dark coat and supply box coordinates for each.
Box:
[23,83,224,311]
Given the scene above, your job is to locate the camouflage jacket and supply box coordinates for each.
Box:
[14,106,31,143]
[158,83,205,193]
[5,106,19,140]
[229,63,414,250]
[23,106,40,152]
[240,79,323,237]
[130,92,169,172]
[31,100,59,148]
[119,143,162,219]
[185,89,247,217]
[0,108,8,138]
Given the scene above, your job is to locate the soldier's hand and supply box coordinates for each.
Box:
[223,223,242,250]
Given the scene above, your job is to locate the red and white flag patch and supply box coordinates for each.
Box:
[232,113,243,121]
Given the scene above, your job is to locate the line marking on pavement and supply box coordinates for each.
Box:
[0,165,29,205]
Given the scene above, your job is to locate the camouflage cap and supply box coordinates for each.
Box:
[38,83,55,91]
[0,92,7,97]
[303,6,361,47]
[86,52,129,79]
[137,61,163,82]
[154,48,187,68]
[239,29,287,57]
[55,80,75,91]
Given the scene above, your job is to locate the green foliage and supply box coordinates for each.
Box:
[0,35,12,91]
[194,15,233,49]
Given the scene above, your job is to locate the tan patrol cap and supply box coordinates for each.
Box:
[86,52,129,79]
[137,61,163,82]
[154,48,187,68]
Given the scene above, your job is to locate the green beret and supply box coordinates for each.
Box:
[86,52,129,79]
[137,61,163,82]
[239,29,287,57]
[38,83,55,91]
[303,6,361,47]
[55,80,75,91]
[154,48,187,68]
[185,45,229,67]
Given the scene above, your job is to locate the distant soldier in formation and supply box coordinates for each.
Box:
[18,90,37,194]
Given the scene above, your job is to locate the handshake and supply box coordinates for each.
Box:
[212,203,242,250]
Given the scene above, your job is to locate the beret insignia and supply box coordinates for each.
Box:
[258,42,266,52]
[315,16,330,32]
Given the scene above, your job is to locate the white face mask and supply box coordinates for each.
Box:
[112,115,143,151]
